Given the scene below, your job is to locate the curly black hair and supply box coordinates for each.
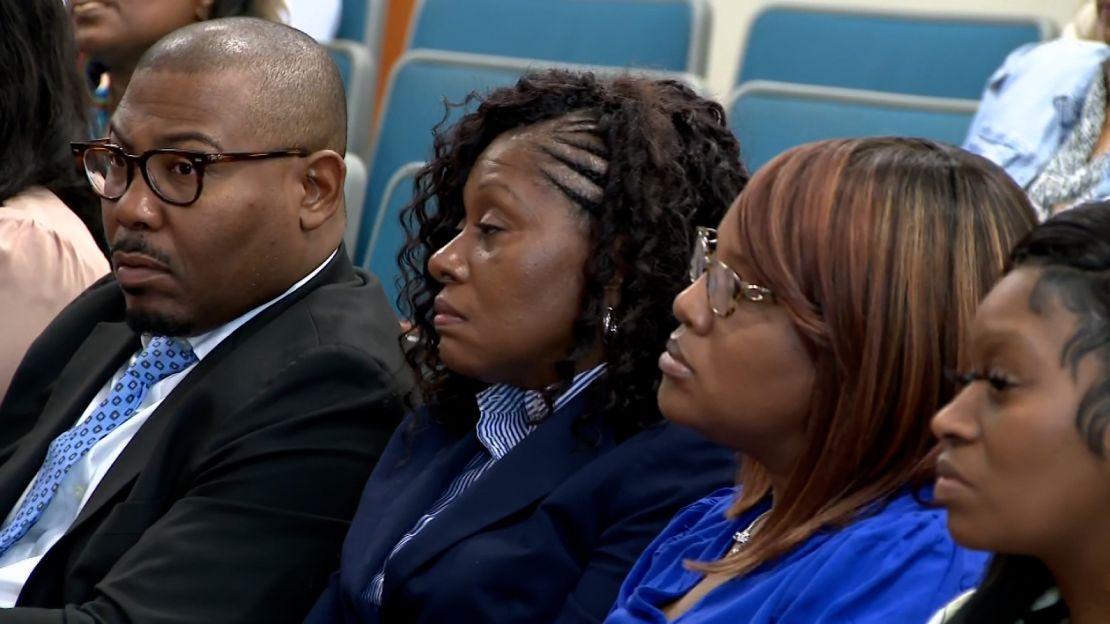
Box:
[396,69,748,433]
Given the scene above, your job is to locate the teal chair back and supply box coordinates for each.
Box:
[729,81,978,172]
[364,162,425,315]
[325,40,376,160]
[342,153,368,255]
[738,6,1053,98]
[354,50,530,263]
[408,0,709,73]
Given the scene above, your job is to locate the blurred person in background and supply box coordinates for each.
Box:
[70,0,285,137]
[964,0,1110,218]
[606,138,1038,623]
[0,0,109,403]
[284,0,341,42]
[929,202,1110,624]
[1065,0,1100,40]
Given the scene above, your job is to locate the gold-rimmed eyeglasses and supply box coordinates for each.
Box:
[689,226,774,317]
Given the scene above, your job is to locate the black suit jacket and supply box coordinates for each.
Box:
[0,250,408,624]
[306,388,736,623]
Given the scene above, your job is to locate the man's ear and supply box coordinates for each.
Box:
[297,150,346,232]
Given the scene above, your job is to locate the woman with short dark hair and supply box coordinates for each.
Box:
[929,201,1110,624]
[306,69,747,623]
[607,138,1039,623]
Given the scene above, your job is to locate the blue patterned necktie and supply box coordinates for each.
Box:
[0,335,197,556]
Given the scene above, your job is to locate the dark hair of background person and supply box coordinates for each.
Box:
[396,70,748,435]
[1,0,104,251]
[690,138,1038,578]
[948,201,1110,624]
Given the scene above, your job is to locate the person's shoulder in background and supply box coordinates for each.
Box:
[0,186,108,401]
[962,38,1110,186]
[991,38,1110,90]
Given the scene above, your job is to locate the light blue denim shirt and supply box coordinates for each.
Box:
[963,39,1110,209]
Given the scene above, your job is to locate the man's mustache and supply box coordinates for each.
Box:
[110,238,173,267]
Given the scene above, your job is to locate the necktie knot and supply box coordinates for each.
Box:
[128,336,198,386]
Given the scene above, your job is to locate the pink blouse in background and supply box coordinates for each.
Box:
[0,186,108,402]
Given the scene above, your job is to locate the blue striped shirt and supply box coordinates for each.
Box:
[366,364,607,606]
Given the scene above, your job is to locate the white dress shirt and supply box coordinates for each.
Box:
[0,249,337,607]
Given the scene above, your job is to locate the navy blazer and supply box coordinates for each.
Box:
[306,388,735,623]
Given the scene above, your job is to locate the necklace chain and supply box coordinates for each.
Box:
[728,510,771,556]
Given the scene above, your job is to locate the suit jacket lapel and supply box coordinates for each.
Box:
[348,418,481,589]
[66,342,223,531]
[0,250,365,534]
[382,390,616,602]
[0,322,137,514]
[64,250,364,532]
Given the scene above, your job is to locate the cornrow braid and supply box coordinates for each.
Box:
[537,113,610,212]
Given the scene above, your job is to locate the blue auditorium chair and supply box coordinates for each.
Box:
[325,40,376,160]
[354,50,524,264]
[364,161,425,314]
[342,153,368,255]
[737,5,1054,99]
[728,81,978,172]
[407,0,710,73]
[337,0,386,49]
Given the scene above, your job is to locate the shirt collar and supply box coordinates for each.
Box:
[474,364,606,460]
[140,248,339,361]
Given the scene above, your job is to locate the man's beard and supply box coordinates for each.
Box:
[125,310,193,337]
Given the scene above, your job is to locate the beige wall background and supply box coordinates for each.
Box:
[705,0,1087,100]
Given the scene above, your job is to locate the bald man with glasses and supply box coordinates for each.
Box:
[0,18,407,623]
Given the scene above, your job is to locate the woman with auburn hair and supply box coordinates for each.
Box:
[929,202,1110,624]
[606,137,1038,623]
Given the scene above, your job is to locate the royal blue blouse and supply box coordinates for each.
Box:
[606,487,988,623]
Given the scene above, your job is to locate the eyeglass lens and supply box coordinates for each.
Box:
[82,148,200,204]
[706,261,737,315]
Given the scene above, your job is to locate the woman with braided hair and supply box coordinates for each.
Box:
[306,69,746,623]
